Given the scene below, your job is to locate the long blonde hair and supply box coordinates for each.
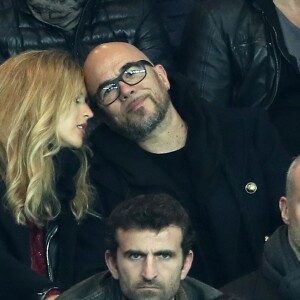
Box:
[0,49,92,225]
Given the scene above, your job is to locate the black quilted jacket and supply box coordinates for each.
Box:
[0,0,173,67]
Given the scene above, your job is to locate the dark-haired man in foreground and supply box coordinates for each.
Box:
[59,193,222,300]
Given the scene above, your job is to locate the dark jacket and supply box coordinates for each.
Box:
[222,271,281,300]
[89,77,291,287]
[181,0,298,108]
[0,150,106,300]
[153,0,195,51]
[58,271,222,300]
[221,225,300,300]
[0,0,172,67]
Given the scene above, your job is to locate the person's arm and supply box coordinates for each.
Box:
[0,193,58,300]
[0,240,58,299]
[180,2,233,107]
[38,288,61,300]
[74,210,107,283]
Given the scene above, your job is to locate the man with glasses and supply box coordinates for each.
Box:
[84,42,291,288]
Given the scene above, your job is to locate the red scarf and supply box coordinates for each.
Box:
[27,222,48,277]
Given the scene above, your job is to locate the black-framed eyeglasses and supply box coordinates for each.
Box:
[94,60,154,107]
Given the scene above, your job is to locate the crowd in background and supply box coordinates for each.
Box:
[0,0,299,299]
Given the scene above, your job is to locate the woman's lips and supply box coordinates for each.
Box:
[77,123,87,135]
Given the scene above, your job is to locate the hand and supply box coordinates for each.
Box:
[45,296,60,300]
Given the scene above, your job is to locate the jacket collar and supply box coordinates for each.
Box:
[262,225,300,299]
[26,0,86,31]
[251,0,297,65]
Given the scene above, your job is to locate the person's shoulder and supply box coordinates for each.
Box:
[58,271,113,300]
[0,0,14,10]
[182,276,223,299]
[100,0,152,10]
[205,100,269,128]
[200,97,267,127]
[221,270,281,300]
[0,0,29,12]
[193,0,247,15]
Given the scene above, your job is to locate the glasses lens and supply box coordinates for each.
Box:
[122,64,146,85]
[100,83,119,106]
[98,62,148,106]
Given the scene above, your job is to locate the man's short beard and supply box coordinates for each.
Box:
[105,93,170,142]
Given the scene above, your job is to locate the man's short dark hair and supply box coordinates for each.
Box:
[106,193,196,258]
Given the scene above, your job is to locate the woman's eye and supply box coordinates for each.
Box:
[75,97,84,104]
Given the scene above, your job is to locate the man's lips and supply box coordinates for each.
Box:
[136,283,162,290]
[137,286,160,290]
[126,96,146,113]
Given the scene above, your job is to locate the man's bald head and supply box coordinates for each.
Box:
[84,42,151,96]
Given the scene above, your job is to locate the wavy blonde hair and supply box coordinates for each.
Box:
[0,49,93,225]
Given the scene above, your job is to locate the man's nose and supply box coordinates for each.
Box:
[118,80,135,101]
[141,256,158,280]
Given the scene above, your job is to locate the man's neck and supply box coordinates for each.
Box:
[273,0,300,7]
[138,105,188,154]
[273,0,300,27]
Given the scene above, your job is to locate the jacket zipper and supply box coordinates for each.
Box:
[45,225,58,281]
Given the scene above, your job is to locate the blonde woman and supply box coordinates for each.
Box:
[0,50,103,300]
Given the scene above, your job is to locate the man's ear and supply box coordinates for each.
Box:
[105,250,119,279]
[279,196,290,225]
[153,64,170,90]
[181,250,193,280]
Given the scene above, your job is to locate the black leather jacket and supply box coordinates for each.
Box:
[0,0,172,67]
[181,0,297,108]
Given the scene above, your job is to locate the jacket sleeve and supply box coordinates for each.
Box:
[74,211,107,283]
[180,2,233,107]
[133,0,175,72]
[89,152,130,216]
[0,194,55,300]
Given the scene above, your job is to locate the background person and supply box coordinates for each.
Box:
[58,193,223,300]
[222,155,300,300]
[154,0,195,57]
[0,0,173,69]
[181,0,300,155]
[0,50,103,300]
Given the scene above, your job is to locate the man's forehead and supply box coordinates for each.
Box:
[84,42,150,94]
[102,59,144,78]
[295,164,300,179]
[85,58,145,95]
[293,166,300,193]
[116,226,183,247]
